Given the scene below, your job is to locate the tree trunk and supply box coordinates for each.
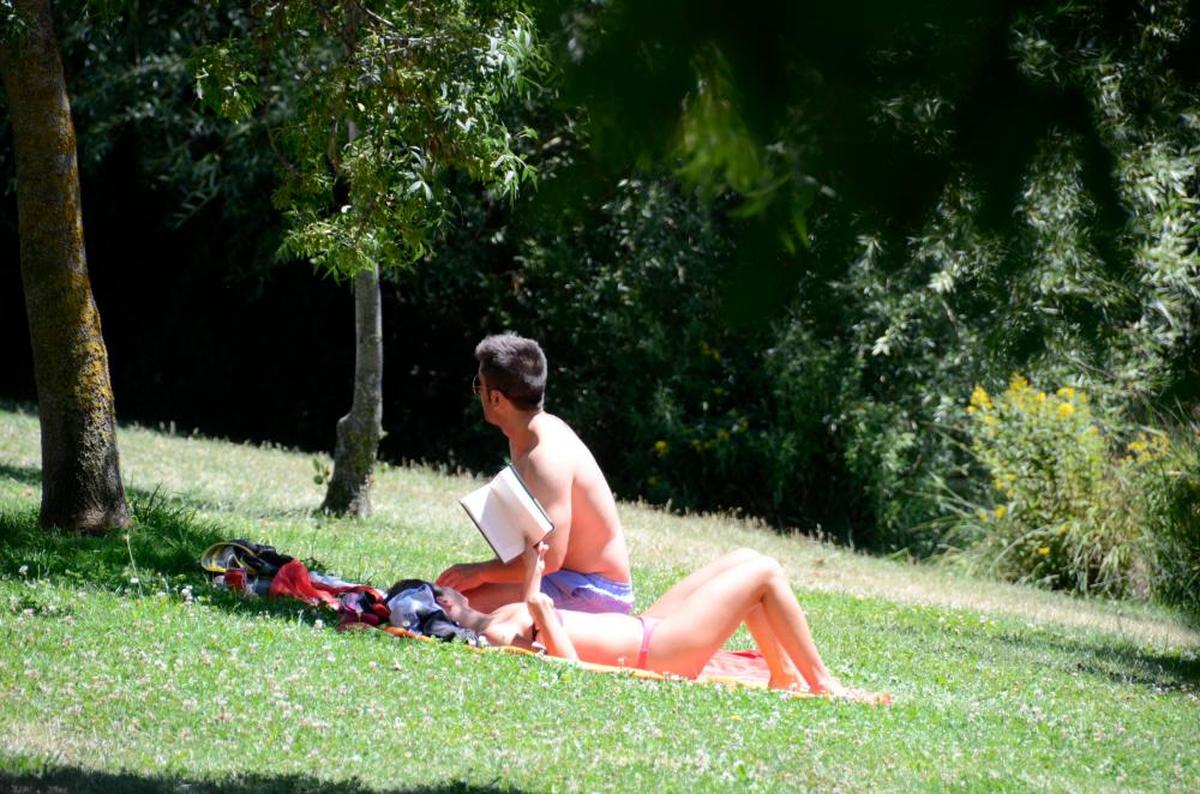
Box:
[320,263,383,517]
[0,0,130,532]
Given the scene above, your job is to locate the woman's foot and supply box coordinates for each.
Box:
[768,672,804,691]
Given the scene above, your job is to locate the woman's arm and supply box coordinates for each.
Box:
[523,542,579,661]
[521,541,549,603]
[527,593,578,661]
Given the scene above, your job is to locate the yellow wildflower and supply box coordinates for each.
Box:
[1057,403,1075,419]
[994,505,1008,520]
[699,340,722,361]
[1009,373,1030,392]
[1037,546,1051,556]
[716,429,731,442]
[969,386,993,411]
[977,509,990,522]
[1037,391,1047,403]
[654,440,669,456]
[982,414,997,426]
[1056,386,1076,401]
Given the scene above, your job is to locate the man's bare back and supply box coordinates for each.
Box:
[512,413,629,583]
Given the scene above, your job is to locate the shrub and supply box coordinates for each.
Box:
[1140,430,1200,615]
[950,375,1157,598]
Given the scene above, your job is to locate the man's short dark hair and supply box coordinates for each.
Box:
[475,333,547,409]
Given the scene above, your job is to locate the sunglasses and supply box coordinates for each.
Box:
[472,374,505,397]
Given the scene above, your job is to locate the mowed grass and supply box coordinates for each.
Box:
[0,404,1197,792]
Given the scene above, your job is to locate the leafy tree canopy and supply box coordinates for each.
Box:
[529,0,1200,318]
[191,0,543,278]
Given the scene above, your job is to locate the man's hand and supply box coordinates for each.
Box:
[436,562,486,592]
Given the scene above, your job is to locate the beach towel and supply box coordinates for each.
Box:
[203,543,813,696]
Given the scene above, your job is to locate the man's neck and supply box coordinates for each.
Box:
[498,408,542,459]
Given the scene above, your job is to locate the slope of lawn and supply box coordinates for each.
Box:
[0,404,1197,792]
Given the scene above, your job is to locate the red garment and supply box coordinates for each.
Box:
[698,649,772,685]
[268,559,381,608]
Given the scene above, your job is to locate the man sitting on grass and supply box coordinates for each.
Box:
[436,333,634,614]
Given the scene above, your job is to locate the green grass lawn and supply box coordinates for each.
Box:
[1,404,1197,792]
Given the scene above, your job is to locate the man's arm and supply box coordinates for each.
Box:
[519,447,573,573]
[437,449,574,591]
[436,557,522,591]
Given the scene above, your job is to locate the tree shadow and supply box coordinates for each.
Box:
[0,462,41,488]
[990,626,1200,694]
[0,469,352,625]
[0,485,222,583]
[0,764,518,793]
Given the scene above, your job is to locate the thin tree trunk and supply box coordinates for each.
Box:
[0,0,130,531]
[321,262,383,517]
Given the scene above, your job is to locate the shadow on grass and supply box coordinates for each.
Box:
[0,489,221,586]
[0,462,41,488]
[0,475,339,624]
[991,626,1200,693]
[0,764,517,794]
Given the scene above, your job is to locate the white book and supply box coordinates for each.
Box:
[459,465,554,564]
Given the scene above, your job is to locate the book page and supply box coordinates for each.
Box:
[492,467,553,547]
[459,466,552,563]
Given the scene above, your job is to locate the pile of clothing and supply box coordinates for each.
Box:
[199,540,482,645]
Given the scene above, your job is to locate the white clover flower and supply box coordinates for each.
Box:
[18,565,28,576]
[130,576,140,585]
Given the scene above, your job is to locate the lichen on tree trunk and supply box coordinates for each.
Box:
[1,0,130,532]
[321,263,383,517]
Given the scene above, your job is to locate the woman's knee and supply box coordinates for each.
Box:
[755,554,786,580]
[726,547,762,564]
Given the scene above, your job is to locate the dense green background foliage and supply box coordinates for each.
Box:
[2,0,1199,608]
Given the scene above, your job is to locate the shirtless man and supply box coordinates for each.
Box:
[435,333,634,614]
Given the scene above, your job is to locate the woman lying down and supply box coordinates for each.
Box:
[433,543,890,704]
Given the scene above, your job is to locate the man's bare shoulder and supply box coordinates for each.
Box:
[527,414,588,463]
[529,412,582,444]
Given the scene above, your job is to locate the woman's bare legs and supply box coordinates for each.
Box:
[641,549,802,687]
[644,555,842,693]
[642,548,760,616]
[742,604,804,689]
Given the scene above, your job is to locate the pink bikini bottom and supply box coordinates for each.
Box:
[634,615,663,670]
